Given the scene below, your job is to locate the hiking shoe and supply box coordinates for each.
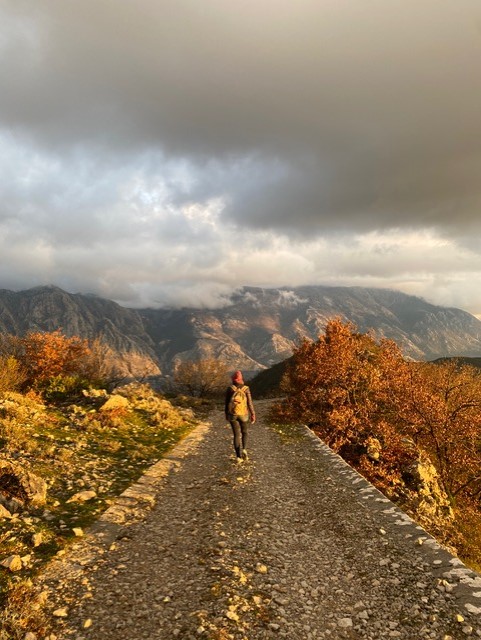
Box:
[242,449,249,461]
[236,457,244,464]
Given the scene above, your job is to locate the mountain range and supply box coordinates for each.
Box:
[1,285,481,377]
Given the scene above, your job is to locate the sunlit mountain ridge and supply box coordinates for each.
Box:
[1,285,481,377]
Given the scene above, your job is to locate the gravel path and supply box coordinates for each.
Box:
[40,400,481,639]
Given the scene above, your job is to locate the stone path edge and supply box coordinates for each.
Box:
[38,420,211,586]
[302,425,481,617]
[89,420,212,544]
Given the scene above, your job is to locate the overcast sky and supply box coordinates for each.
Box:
[2,1,481,314]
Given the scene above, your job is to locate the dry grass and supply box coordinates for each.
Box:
[0,580,49,640]
[0,391,46,455]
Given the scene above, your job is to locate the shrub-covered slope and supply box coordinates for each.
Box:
[0,381,196,639]
[270,319,481,573]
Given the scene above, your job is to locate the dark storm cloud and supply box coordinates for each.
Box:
[2,0,481,237]
[3,0,481,314]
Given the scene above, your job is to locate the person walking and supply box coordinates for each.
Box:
[225,370,256,463]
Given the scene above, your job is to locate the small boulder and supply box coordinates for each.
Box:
[21,554,32,567]
[402,452,454,523]
[226,609,239,623]
[1,554,23,572]
[99,395,130,412]
[6,497,25,514]
[338,618,353,628]
[32,533,43,547]
[255,563,268,574]
[0,460,47,506]
[66,490,97,504]
[0,504,12,519]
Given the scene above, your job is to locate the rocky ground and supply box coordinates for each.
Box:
[37,400,481,639]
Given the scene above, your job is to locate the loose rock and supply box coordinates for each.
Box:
[1,554,22,572]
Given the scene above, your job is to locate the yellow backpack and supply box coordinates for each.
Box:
[228,385,248,416]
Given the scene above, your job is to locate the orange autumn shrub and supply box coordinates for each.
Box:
[273,318,481,507]
[389,359,481,503]
[19,330,91,384]
[273,318,406,447]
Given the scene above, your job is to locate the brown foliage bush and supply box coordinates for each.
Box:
[388,360,481,502]
[273,318,405,446]
[0,330,117,399]
[19,329,92,385]
[174,358,230,398]
[273,318,481,507]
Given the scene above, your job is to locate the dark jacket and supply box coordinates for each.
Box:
[225,383,255,421]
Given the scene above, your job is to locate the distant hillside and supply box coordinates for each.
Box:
[431,356,481,370]
[1,285,481,377]
[0,286,160,377]
[139,285,481,374]
[249,359,290,398]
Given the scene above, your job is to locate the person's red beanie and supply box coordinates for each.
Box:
[232,370,244,384]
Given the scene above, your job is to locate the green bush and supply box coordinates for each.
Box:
[36,374,90,402]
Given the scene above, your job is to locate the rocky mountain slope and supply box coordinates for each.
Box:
[1,285,481,376]
[0,286,160,377]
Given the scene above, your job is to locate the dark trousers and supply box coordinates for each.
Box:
[229,417,249,458]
